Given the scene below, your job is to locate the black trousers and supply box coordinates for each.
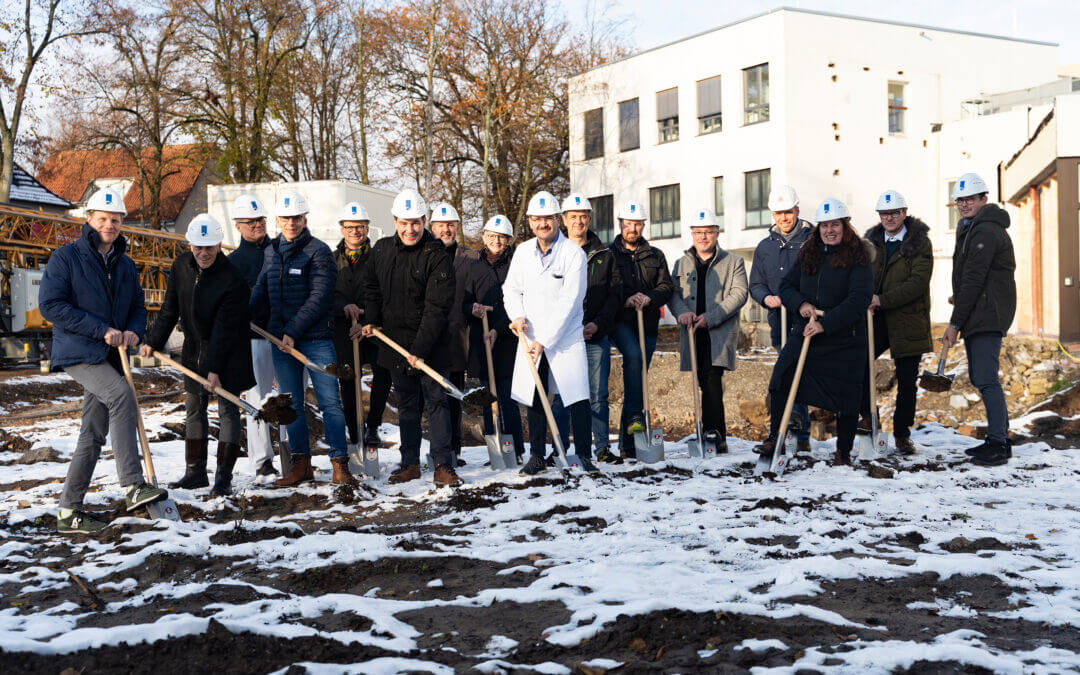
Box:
[339,363,391,445]
[449,370,464,457]
[391,368,453,468]
[694,330,728,437]
[870,315,922,440]
[770,368,857,451]
[527,355,592,459]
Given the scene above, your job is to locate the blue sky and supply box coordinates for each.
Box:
[574,0,1080,67]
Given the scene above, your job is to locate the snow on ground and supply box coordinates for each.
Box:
[2,400,1080,672]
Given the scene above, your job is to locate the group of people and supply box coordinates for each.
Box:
[38,168,1016,534]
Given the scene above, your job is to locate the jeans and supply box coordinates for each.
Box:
[551,337,611,451]
[528,355,593,459]
[965,332,1009,443]
[392,369,454,468]
[60,360,145,509]
[271,339,347,459]
[481,375,526,457]
[611,322,657,452]
[184,376,241,444]
[243,339,276,470]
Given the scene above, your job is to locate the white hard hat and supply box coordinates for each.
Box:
[85,187,127,216]
[275,190,309,217]
[561,193,592,212]
[231,194,269,220]
[391,189,427,219]
[526,191,560,217]
[768,185,799,212]
[484,214,513,237]
[617,200,646,221]
[951,173,989,199]
[875,189,907,211]
[690,207,719,228]
[815,197,850,222]
[338,201,370,223]
[186,214,224,246]
[430,201,460,222]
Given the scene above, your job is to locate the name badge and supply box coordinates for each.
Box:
[289,268,302,275]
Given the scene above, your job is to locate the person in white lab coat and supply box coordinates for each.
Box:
[503,191,598,475]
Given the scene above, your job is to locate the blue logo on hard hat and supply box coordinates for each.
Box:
[540,198,545,207]
[959,180,965,189]
[105,193,113,204]
[251,200,258,210]
[405,199,412,210]
[284,197,291,206]
[824,203,830,214]
[885,194,891,203]
[441,207,447,215]
[630,204,636,212]
[575,197,581,204]
[201,224,208,236]
[699,211,705,219]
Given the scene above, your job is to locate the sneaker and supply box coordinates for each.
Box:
[578,456,601,474]
[971,440,1010,467]
[125,482,168,511]
[57,509,109,534]
[627,416,646,435]
[520,454,547,476]
[895,436,918,456]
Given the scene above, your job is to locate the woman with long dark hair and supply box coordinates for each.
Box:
[754,198,874,465]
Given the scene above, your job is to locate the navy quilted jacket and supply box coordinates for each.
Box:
[249,228,336,342]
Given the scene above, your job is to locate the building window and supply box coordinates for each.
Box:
[619,99,639,152]
[713,176,725,231]
[584,108,603,160]
[743,63,769,125]
[888,81,906,135]
[591,194,615,244]
[946,180,958,229]
[697,76,722,135]
[656,88,679,143]
[744,169,771,228]
[649,184,680,239]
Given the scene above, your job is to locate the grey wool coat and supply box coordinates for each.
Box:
[667,247,749,372]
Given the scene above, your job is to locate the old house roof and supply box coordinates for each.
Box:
[7,163,72,208]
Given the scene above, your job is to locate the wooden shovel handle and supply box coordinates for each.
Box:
[117,347,158,485]
[369,327,458,393]
[351,318,366,443]
[516,332,568,460]
[152,350,256,416]
[249,323,320,371]
[480,310,502,430]
[934,340,950,375]
[775,309,824,448]
[688,323,704,432]
[636,307,651,415]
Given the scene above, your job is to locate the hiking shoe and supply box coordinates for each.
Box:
[520,454,547,476]
[752,436,776,457]
[627,416,646,435]
[389,463,422,484]
[895,436,918,456]
[596,447,619,463]
[125,482,168,511]
[275,454,314,487]
[57,509,109,534]
[964,441,988,457]
[578,456,600,474]
[331,457,359,486]
[971,440,1010,467]
[433,464,464,487]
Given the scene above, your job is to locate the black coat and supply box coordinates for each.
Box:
[445,242,477,372]
[146,252,256,395]
[768,239,874,416]
[610,234,673,335]
[332,239,379,369]
[950,203,1016,337]
[581,231,623,343]
[749,221,815,347]
[363,230,454,373]
[227,235,271,340]
[460,249,515,381]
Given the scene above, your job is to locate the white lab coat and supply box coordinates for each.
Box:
[503,231,590,406]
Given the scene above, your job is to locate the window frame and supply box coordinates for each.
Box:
[584,107,604,160]
[697,75,722,136]
[744,169,772,229]
[618,98,640,152]
[742,63,770,126]
[591,194,615,244]
[656,87,680,144]
[888,81,907,135]
[713,176,725,231]
[648,184,681,240]
[946,180,959,231]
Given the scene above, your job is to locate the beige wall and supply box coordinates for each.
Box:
[1012,176,1059,337]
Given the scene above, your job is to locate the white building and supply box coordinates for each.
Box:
[568,7,1063,324]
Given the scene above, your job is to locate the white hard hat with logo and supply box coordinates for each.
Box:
[186,214,224,246]
[561,193,592,212]
[275,190,309,217]
[617,200,646,221]
[231,194,269,220]
[690,208,719,228]
[392,189,427,219]
[86,187,127,216]
[526,191,560,217]
[875,189,907,211]
[815,197,850,222]
[768,185,799,212]
[338,201,370,223]
[430,201,460,222]
[484,214,513,236]
[951,173,989,199]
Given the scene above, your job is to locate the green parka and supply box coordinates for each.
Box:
[865,217,933,358]
[950,203,1016,337]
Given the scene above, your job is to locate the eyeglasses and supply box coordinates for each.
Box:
[341,225,367,232]
[691,229,719,237]
[956,196,980,205]
[878,210,904,218]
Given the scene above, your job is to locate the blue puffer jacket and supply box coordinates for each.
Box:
[249,228,336,342]
[39,224,147,370]
[749,220,813,347]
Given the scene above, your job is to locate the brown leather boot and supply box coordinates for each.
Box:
[170,438,209,489]
[895,436,917,456]
[388,464,421,484]
[275,454,314,487]
[331,457,358,485]
[833,448,852,466]
[433,464,463,488]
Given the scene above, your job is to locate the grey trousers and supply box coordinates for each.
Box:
[184,376,241,444]
[965,332,1009,443]
[60,361,145,509]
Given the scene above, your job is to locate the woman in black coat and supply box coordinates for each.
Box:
[755,200,873,465]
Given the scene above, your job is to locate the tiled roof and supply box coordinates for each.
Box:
[8,163,71,207]
[37,144,213,222]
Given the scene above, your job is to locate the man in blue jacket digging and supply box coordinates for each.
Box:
[38,187,168,533]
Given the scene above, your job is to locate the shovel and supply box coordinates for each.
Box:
[919,340,955,393]
[369,328,466,400]
[855,310,889,461]
[516,331,575,478]
[686,323,718,459]
[633,307,665,463]
[779,305,800,455]
[350,318,380,479]
[249,323,353,380]
[480,307,515,470]
[117,347,182,522]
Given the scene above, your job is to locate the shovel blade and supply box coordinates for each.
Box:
[688,437,717,460]
[634,429,665,464]
[687,438,703,458]
[565,453,583,470]
[347,443,364,476]
[499,437,518,468]
[854,434,875,462]
[147,497,182,522]
[485,435,507,471]
[362,445,380,479]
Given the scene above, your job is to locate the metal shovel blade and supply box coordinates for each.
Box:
[362,445,380,479]
[687,436,718,460]
[564,451,583,470]
[854,433,874,462]
[147,496,181,522]
[687,437,703,458]
[634,428,665,464]
[347,443,364,476]
[499,436,517,468]
[485,434,507,471]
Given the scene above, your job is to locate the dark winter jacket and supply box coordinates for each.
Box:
[445,242,477,372]
[749,220,814,347]
[460,249,515,381]
[332,238,379,370]
[865,217,933,358]
[768,239,874,416]
[146,252,255,394]
[581,230,623,343]
[228,235,271,340]
[39,224,147,371]
[364,230,454,373]
[249,228,337,343]
[950,203,1016,337]
[610,234,673,336]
